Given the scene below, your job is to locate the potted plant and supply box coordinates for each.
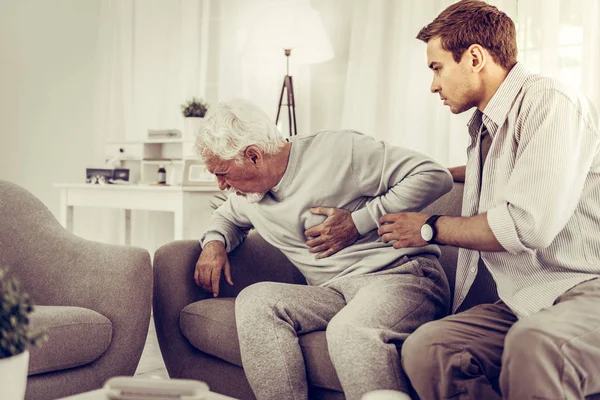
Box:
[181,97,209,140]
[0,268,47,400]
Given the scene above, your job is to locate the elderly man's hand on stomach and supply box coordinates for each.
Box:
[194,241,233,297]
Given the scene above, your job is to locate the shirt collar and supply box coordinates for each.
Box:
[467,62,531,139]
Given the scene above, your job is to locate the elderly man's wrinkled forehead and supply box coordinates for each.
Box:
[203,151,224,166]
[202,151,238,173]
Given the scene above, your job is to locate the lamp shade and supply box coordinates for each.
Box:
[243,0,334,66]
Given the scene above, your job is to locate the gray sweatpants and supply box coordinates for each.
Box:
[401,277,600,400]
[235,255,451,400]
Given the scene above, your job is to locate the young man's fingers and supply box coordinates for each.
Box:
[379,214,400,224]
[377,224,395,236]
[381,233,397,243]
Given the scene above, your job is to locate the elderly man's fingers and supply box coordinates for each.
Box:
[305,223,326,237]
[210,268,221,297]
[308,244,329,254]
[316,248,338,259]
[199,268,212,293]
[198,264,209,288]
[310,207,335,216]
[306,236,327,247]
[224,260,234,286]
[194,268,200,287]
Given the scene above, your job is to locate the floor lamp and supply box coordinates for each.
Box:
[276,49,297,136]
[243,1,334,137]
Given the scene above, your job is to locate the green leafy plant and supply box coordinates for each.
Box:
[0,269,47,359]
[181,97,209,118]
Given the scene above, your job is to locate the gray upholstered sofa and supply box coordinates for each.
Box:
[0,180,153,400]
[153,183,472,399]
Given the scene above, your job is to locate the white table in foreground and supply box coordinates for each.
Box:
[54,183,222,243]
[59,388,237,400]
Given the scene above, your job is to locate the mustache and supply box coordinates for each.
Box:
[227,187,245,195]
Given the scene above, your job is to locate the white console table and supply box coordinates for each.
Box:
[54,183,223,244]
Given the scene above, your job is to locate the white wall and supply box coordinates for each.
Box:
[0,0,103,215]
[0,0,196,254]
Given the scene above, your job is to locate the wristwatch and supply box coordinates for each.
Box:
[421,215,442,244]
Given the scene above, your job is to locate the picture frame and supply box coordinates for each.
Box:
[86,168,114,184]
[182,160,217,187]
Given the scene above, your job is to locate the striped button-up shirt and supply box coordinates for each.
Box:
[453,62,600,319]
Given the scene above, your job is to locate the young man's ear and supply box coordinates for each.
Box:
[468,44,486,72]
[245,146,263,165]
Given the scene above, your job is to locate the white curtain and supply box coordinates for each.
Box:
[516,0,600,107]
[93,0,213,250]
[338,0,600,166]
[95,0,211,144]
[339,0,466,167]
[339,0,518,167]
[94,0,600,162]
[90,0,600,249]
[214,0,317,136]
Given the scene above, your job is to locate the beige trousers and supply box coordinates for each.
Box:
[402,278,600,400]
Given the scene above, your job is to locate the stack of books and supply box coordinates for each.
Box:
[147,129,181,140]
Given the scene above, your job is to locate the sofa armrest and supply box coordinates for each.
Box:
[153,231,304,377]
[153,231,304,304]
[24,237,153,377]
[0,181,153,380]
[226,231,307,294]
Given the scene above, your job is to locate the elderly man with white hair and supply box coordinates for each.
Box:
[193,99,453,400]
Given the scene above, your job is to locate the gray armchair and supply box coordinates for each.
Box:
[153,184,468,400]
[0,180,153,400]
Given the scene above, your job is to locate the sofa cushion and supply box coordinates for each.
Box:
[180,298,342,392]
[180,298,242,366]
[27,305,112,375]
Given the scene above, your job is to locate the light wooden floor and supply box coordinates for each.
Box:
[134,317,169,379]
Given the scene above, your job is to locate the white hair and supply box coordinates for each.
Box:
[195,99,286,161]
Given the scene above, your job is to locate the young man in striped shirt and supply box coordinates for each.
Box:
[384,0,600,398]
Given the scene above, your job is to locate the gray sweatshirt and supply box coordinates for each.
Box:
[201,130,453,286]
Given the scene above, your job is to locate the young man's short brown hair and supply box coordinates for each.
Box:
[416,0,517,70]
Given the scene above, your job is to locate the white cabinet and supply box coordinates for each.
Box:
[105,139,215,187]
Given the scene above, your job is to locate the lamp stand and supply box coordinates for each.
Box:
[275,49,298,136]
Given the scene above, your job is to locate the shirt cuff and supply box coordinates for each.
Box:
[487,204,528,254]
[351,207,378,236]
[200,232,226,249]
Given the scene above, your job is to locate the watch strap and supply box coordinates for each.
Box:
[425,214,442,244]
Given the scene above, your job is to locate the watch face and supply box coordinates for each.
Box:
[421,224,434,242]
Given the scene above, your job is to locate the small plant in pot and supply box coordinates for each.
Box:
[181,97,209,140]
[181,97,209,118]
[0,268,47,400]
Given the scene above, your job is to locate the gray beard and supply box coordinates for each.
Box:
[227,188,265,203]
[243,192,265,203]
